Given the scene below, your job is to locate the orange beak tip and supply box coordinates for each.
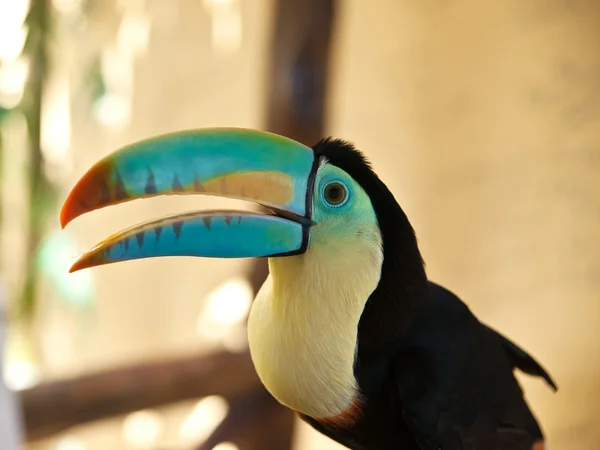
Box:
[59,197,80,229]
[68,259,83,273]
[69,255,94,273]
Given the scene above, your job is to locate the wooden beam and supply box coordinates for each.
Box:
[264,0,336,145]
[22,350,262,441]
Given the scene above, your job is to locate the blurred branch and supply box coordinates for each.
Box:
[19,0,57,318]
[21,350,262,442]
[264,0,336,146]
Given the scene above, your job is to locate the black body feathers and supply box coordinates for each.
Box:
[303,139,556,450]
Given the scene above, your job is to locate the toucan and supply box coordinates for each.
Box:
[60,128,557,450]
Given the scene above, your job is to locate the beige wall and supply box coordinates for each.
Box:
[17,0,600,449]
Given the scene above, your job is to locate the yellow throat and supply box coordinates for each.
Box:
[247,225,383,419]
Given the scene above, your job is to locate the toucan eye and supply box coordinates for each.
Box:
[323,181,348,207]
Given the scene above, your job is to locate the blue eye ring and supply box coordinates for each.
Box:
[322,180,349,208]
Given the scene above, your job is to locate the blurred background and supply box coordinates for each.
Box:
[0,0,599,449]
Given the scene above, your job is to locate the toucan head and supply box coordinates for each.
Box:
[61,128,394,274]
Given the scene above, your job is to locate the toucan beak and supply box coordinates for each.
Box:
[61,128,317,272]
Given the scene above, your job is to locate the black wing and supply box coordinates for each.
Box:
[490,327,557,392]
[393,282,555,450]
